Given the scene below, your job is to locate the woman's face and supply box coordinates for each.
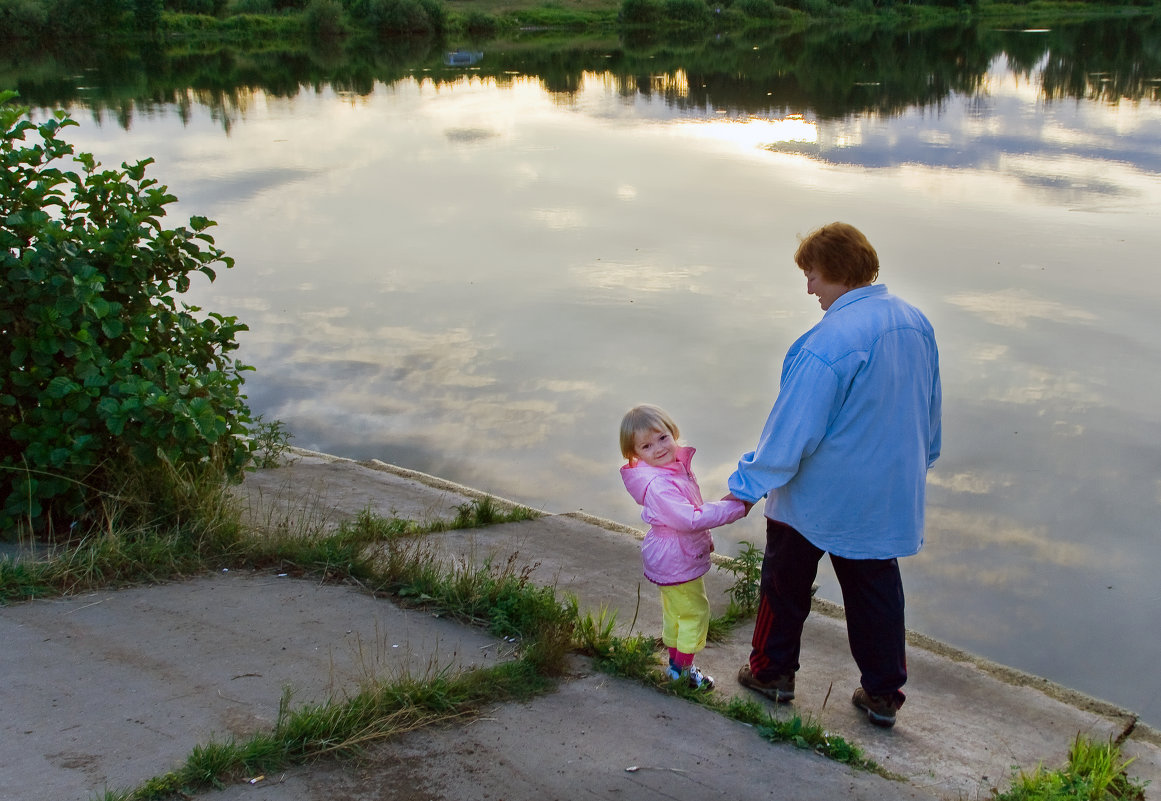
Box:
[804,266,851,311]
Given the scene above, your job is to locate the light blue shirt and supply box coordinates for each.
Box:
[728,284,942,559]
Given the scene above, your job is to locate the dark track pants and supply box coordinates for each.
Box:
[748,519,908,704]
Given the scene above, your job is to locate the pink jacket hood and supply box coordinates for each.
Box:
[620,446,746,585]
[620,446,698,506]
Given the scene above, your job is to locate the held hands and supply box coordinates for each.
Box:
[722,493,754,515]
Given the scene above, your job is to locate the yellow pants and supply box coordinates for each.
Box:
[659,577,710,655]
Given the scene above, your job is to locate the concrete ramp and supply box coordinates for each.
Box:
[2,451,1158,801]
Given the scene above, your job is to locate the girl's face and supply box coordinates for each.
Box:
[633,428,677,468]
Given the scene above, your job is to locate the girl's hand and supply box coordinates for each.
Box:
[722,493,754,515]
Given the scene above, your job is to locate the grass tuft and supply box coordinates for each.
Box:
[993,733,1148,801]
[717,696,880,770]
[708,539,763,641]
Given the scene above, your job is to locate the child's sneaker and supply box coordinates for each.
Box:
[667,664,715,690]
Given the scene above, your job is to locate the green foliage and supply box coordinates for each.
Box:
[347,0,447,36]
[41,0,135,31]
[226,0,274,12]
[247,415,293,468]
[463,8,500,35]
[135,0,165,29]
[167,0,229,13]
[664,0,712,22]
[717,697,878,768]
[0,558,52,602]
[0,491,243,604]
[599,630,659,676]
[416,0,446,31]
[304,0,347,36]
[621,0,665,22]
[717,539,762,615]
[438,496,538,530]
[0,93,253,537]
[570,601,665,678]
[797,0,834,14]
[994,734,1147,801]
[0,0,49,39]
[736,0,793,18]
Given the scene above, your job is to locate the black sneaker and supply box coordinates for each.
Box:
[737,664,795,702]
[852,687,898,728]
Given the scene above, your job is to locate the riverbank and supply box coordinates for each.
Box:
[6,447,1158,800]
[3,0,1158,49]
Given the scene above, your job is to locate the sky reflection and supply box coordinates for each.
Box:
[49,57,1161,726]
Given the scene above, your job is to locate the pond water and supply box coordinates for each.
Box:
[20,20,1161,727]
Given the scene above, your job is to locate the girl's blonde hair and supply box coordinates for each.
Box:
[619,404,680,460]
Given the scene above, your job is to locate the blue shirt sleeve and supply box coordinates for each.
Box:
[727,348,840,504]
[928,361,942,468]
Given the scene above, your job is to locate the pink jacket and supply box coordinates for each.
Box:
[620,446,747,586]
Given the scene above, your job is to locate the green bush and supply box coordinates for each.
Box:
[462,9,499,36]
[226,0,273,12]
[304,0,346,35]
[348,0,446,36]
[165,0,229,13]
[736,0,792,18]
[664,0,711,22]
[379,0,433,34]
[0,94,253,538]
[417,0,445,31]
[0,0,49,39]
[799,0,833,14]
[42,0,133,32]
[620,0,664,24]
[135,0,165,29]
[774,0,830,10]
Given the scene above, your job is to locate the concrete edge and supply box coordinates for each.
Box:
[569,507,1161,746]
[285,447,1161,748]
[283,447,553,517]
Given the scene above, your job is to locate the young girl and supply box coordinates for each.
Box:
[619,404,747,690]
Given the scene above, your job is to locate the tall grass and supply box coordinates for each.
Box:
[0,492,541,605]
[573,601,660,677]
[718,695,883,771]
[707,539,763,641]
[994,734,1147,801]
[96,659,554,801]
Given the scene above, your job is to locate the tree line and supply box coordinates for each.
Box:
[2,0,1158,43]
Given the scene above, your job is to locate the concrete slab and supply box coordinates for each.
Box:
[0,572,508,801]
[206,667,942,801]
